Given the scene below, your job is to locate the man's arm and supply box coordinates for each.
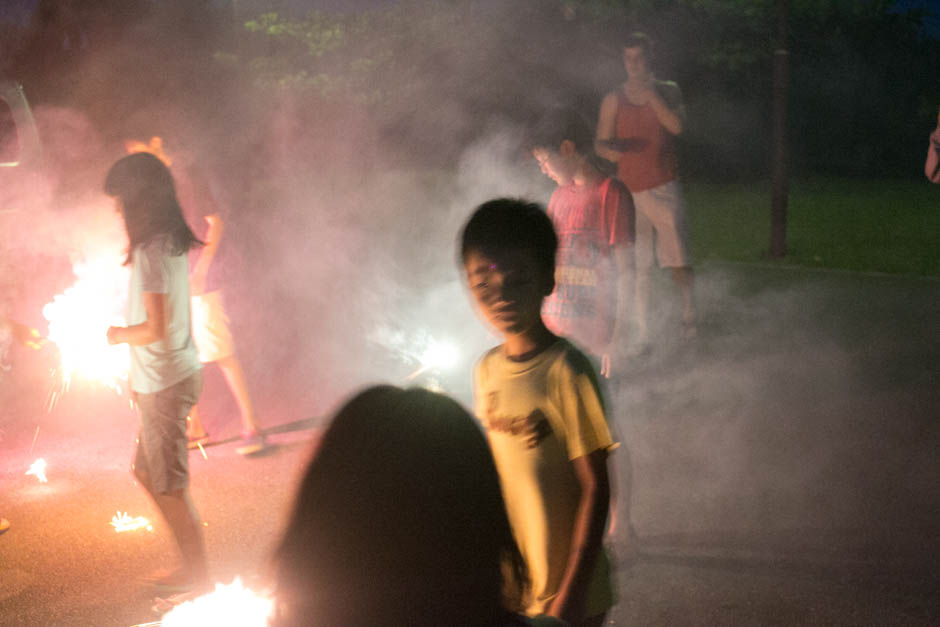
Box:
[190,214,223,295]
[926,128,940,183]
[547,448,610,622]
[595,92,625,163]
[648,81,685,136]
[107,292,166,346]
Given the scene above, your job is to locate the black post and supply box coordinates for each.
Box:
[770,0,789,258]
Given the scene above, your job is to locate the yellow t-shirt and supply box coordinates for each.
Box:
[473,338,616,619]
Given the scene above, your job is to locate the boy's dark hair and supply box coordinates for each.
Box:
[528,107,594,155]
[459,198,557,280]
[624,31,653,55]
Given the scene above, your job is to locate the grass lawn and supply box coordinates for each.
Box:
[686,177,940,277]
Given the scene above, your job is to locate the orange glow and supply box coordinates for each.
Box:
[110,511,153,533]
[43,252,130,394]
[25,458,48,483]
[160,578,274,626]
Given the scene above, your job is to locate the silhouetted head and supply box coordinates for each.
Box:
[272,385,527,626]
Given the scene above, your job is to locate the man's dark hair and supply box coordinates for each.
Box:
[623,31,653,55]
[459,198,557,280]
[528,107,594,155]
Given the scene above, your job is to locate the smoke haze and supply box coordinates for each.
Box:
[1,0,937,561]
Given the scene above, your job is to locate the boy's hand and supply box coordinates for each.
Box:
[599,352,612,379]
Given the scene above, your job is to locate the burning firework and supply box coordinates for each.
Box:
[160,578,274,626]
[42,252,130,398]
[370,324,461,385]
[405,338,460,381]
[110,511,153,533]
[25,458,48,483]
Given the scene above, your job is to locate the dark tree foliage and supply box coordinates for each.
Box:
[230,0,938,178]
[3,0,937,179]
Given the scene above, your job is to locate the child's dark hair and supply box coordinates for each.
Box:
[271,385,529,626]
[624,31,653,55]
[459,198,557,280]
[104,152,202,265]
[528,107,594,155]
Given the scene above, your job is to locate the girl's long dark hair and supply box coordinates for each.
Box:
[271,386,529,626]
[104,152,202,265]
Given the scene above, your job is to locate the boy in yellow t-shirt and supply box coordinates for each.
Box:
[459,198,617,626]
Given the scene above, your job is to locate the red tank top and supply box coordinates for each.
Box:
[614,92,678,192]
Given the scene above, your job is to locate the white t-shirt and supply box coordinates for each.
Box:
[127,235,201,394]
[473,338,616,619]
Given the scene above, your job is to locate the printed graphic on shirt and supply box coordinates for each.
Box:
[483,391,552,448]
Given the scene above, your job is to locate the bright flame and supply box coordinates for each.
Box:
[420,340,459,371]
[404,338,459,382]
[111,511,153,533]
[160,578,274,627]
[43,252,130,392]
[26,458,48,483]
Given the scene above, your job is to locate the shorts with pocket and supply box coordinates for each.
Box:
[133,371,203,494]
[632,180,691,269]
[191,290,235,363]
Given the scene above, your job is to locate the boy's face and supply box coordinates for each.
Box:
[532,146,575,185]
[465,248,551,338]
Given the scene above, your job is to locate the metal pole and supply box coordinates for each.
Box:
[770,0,789,258]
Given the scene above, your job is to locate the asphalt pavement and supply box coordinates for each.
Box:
[2,262,938,626]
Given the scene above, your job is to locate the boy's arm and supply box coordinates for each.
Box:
[595,92,625,163]
[190,214,224,295]
[601,245,634,378]
[547,448,611,622]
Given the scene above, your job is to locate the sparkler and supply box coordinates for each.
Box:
[42,252,130,399]
[110,511,153,533]
[26,458,48,483]
[405,339,460,381]
[159,578,274,626]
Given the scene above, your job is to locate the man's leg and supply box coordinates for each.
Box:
[670,265,696,337]
[648,181,694,339]
[632,194,655,350]
[186,404,208,440]
[216,354,259,436]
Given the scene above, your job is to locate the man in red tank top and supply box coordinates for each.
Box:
[595,32,696,350]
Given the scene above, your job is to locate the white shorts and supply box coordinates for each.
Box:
[191,290,234,364]
[632,180,691,269]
